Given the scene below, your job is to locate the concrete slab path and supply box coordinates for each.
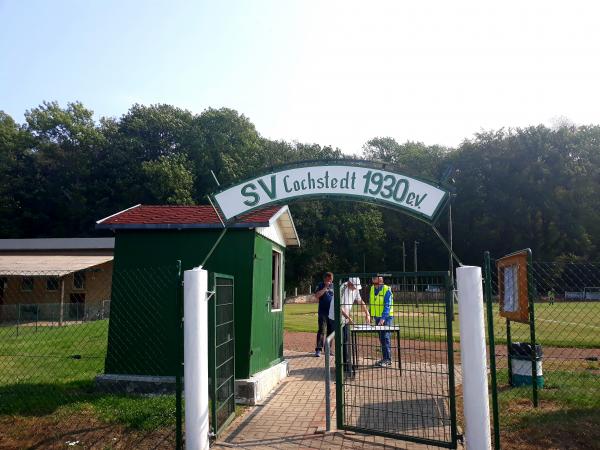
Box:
[214,351,463,450]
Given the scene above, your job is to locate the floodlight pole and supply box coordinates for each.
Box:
[414,241,419,305]
[402,241,406,291]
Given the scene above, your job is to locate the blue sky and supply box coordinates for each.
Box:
[1,1,600,153]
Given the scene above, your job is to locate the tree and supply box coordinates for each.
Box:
[19,101,104,236]
[141,154,195,205]
[0,112,30,236]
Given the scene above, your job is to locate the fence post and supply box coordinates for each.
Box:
[527,250,539,407]
[484,252,501,450]
[184,267,210,450]
[457,266,491,450]
[175,261,183,450]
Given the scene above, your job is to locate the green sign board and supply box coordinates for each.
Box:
[213,161,450,223]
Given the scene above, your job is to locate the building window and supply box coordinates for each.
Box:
[271,249,282,310]
[73,271,86,290]
[46,277,59,291]
[21,277,34,292]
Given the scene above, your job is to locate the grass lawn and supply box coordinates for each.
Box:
[284,302,600,348]
[495,368,600,448]
[0,320,177,432]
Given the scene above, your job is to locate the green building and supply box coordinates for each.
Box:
[96,204,299,387]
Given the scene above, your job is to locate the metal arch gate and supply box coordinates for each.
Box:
[208,273,236,437]
[333,271,459,448]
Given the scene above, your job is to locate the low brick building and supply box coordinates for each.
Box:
[0,238,114,323]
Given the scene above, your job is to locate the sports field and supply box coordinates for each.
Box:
[284,302,600,348]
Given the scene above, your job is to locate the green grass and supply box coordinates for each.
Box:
[284,302,600,348]
[495,367,600,447]
[0,320,176,430]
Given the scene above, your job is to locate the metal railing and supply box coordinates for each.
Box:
[324,331,335,432]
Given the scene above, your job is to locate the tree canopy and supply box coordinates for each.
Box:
[1,102,599,289]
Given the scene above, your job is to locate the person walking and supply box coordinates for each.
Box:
[369,276,394,367]
[548,289,556,305]
[314,272,334,357]
[329,277,370,374]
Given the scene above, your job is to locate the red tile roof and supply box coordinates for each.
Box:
[97,204,283,228]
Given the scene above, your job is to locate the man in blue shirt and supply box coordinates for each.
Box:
[314,272,334,357]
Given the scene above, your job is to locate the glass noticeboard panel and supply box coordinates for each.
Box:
[503,265,518,312]
[498,250,530,323]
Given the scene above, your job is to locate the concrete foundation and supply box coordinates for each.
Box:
[95,373,176,395]
[235,359,289,405]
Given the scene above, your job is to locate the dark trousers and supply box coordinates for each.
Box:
[374,316,393,361]
[342,323,351,373]
[316,312,334,351]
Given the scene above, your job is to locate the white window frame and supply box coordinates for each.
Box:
[271,248,283,312]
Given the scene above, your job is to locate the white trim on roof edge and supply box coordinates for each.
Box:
[96,204,141,224]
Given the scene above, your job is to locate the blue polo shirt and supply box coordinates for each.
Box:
[373,285,393,319]
[316,282,334,315]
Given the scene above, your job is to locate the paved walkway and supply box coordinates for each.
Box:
[214,351,462,450]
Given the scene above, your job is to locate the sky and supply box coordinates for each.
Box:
[1,0,600,154]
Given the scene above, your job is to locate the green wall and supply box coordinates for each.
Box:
[250,235,285,374]
[105,228,285,379]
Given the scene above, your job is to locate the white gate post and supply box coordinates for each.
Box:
[184,267,210,450]
[457,266,491,450]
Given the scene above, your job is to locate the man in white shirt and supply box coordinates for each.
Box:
[329,277,371,375]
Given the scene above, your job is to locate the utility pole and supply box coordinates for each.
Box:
[402,241,406,291]
[414,241,419,306]
[414,241,419,272]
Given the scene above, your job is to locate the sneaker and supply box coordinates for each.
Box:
[375,359,391,368]
[315,350,321,357]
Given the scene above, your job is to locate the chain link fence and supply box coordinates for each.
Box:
[0,265,183,449]
[484,255,600,449]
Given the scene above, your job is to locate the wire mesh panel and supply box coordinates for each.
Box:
[0,265,182,449]
[334,271,458,448]
[209,273,236,436]
[484,255,600,449]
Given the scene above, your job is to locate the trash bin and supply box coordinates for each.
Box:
[509,342,544,387]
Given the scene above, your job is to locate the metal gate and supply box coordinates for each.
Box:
[208,273,236,436]
[334,271,459,448]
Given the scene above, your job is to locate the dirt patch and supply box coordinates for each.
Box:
[0,414,175,450]
[500,410,600,450]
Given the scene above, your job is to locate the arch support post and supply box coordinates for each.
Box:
[457,266,491,450]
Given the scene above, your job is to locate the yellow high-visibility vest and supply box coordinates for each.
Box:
[369,285,393,317]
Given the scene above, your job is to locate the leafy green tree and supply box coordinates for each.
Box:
[191,108,261,196]
[0,112,30,236]
[141,154,195,205]
[20,101,104,236]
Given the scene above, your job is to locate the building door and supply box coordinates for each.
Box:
[334,271,459,448]
[69,293,85,320]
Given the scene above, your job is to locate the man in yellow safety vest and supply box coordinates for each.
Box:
[369,276,394,367]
